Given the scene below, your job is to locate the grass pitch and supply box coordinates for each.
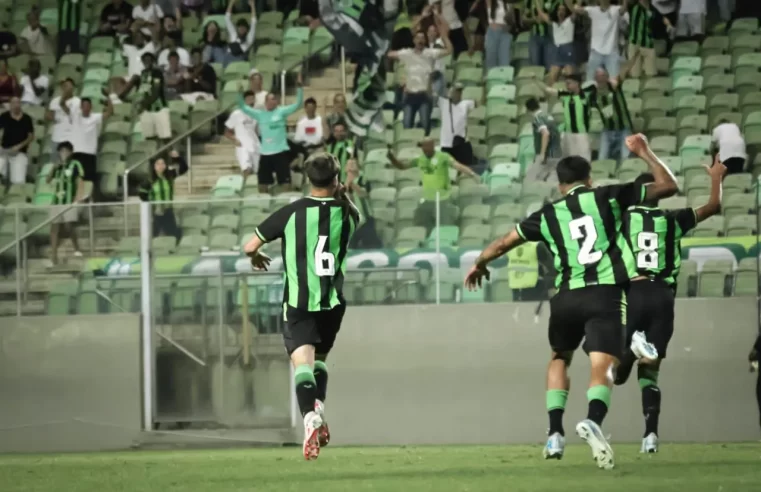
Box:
[1,443,760,492]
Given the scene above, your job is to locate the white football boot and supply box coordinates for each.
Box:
[543,432,566,460]
[576,419,615,470]
[302,411,323,461]
[631,331,659,361]
[640,432,659,453]
[314,400,330,447]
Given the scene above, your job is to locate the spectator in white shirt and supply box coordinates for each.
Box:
[157,35,190,67]
[19,58,49,107]
[163,51,187,100]
[712,120,746,175]
[426,23,446,97]
[132,0,164,37]
[572,0,623,81]
[294,97,324,150]
[45,79,81,164]
[224,0,257,65]
[72,97,113,187]
[676,0,705,40]
[19,11,53,57]
[539,2,577,84]
[248,70,268,109]
[224,90,260,179]
[387,17,452,134]
[438,83,475,165]
[123,30,157,78]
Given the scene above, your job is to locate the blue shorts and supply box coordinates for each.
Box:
[552,42,575,67]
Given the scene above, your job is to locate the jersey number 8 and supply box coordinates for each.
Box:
[315,235,336,277]
[569,216,603,265]
[636,231,659,269]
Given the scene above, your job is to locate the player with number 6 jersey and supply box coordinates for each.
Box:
[464,135,678,470]
[616,152,727,454]
[243,153,359,462]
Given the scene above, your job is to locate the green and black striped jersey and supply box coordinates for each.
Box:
[628,2,656,49]
[558,88,594,134]
[516,183,646,290]
[622,206,698,285]
[588,83,633,131]
[255,197,359,311]
[525,0,561,37]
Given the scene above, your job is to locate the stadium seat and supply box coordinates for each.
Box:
[698,259,733,297]
[733,258,758,296]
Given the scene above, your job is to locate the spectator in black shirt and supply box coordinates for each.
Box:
[0,29,19,59]
[97,0,134,36]
[183,48,217,101]
[0,97,35,184]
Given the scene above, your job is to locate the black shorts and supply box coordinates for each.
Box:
[258,151,292,186]
[72,152,97,181]
[283,304,346,356]
[627,279,675,358]
[548,285,628,359]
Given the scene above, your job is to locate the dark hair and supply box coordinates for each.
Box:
[62,77,75,86]
[81,97,92,104]
[168,50,179,59]
[202,21,223,45]
[57,141,73,152]
[305,153,339,188]
[304,97,317,106]
[190,47,203,56]
[556,156,591,185]
[525,98,540,112]
[567,73,582,84]
[332,119,347,129]
[243,90,255,98]
[235,18,250,29]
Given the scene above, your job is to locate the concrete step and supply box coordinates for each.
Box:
[0,299,45,316]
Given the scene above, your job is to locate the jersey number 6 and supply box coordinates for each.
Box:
[315,235,336,277]
[569,216,603,265]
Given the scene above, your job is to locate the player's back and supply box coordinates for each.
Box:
[516,183,645,290]
[255,196,358,311]
[623,205,697,285]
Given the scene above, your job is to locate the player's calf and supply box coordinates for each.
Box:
[545,352,571,460]
[638,363,662,445]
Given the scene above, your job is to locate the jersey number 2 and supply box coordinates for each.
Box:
[569,216,603,265]
[636,232,659,269]
[315,235,336,277]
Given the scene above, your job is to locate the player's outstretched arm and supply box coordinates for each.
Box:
[694,155,727,223]
[465,229,525,290]
[626,134,678,201]
[243,234,272,271]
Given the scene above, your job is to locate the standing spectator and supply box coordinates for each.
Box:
[163,51,187,100]
[571,0,623,82]
[182,48,217,102]
[57,0,82,59]
[0,59,19,106]
[123,30,157,78]
[200,21,227,64]
[119,52,172,144]
[324,93,347,138]
[236,74,304,193]
[538,73,592,160]
[72,97,113,185]
[294,97,324,152]
[293,0,321,29]
[525,0,560,71]
[138,151,188,243]
[712,119,746,175]
[539,2,576,84]
[431,0,468,59]
[387,17,453,134]
[19,58,49,107]
[590,68,633,163]
[224,0,257,64]
[47,141,85,266]
[651,0,677,54]
[158,36,190,67]
[626,0,664,78]
[388,137,479,233]
[483,0,518,70]
[19,11,53,57]
[345,158,383,249]
[676,0,705,41]
[438,83,475,167]
[161,8,183,46]
[132,0,164,37]
[0,97,34,185]
[0,26,19,58]
[325,120,356,180]
[97,0,134,37]
[427,23,447,97]
[46,78,81,163]
[248,70,268,108]
[224,90,260,179]
[524,97,562,182]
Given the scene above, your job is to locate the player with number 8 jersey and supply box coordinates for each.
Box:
[243,153,359,461]
[464,135,679,470]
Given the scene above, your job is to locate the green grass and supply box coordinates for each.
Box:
[1,444,760,492]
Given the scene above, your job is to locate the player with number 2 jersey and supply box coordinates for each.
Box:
[464,134,678,470]
[615,152,726,454]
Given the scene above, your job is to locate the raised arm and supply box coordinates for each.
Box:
[435,15,453,57]
[280,78,304,116]
[567,0,586,15]
[535,79,558,96]
[694,156,727,222]
[626,134,679,201]
[465,229,526,290]
[536,0,551,23]
[452,159,480,180]
[245,0,257,47]
[387,149,410,169]
[237,92,263,119]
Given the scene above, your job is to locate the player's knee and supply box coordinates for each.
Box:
[551,350,574,367]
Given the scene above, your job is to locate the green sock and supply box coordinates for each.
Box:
[313,360,328,403]
[294,364,317,417]
[587,385,612,425]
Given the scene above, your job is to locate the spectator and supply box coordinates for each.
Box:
[47,141,85,266]
[163,51,187,99]
[123,30,157,78]
[224,90,260,180]
[345,158,383,249]
[0,26,19,59]
[292,0,321,29]
[431,0,468,59]
[426,23,447,97]
[181,0,204,17]
[484,0,518,70]
[651,0,678,53]
[58,0,82,59]
[387,137,479,233]
[711,119,746,175]
[19,11,53,57]
[182,48,217,103]
[224,0,257,64]
[71,97,113,185]
[107,76,128,104]
[98,0,134,37]
[294,97,324,151]
[324,93,347,138]
[19,58,49,107]
[158,35,190,67]
[676,0,705,41]
[0,59,19,106]
[0,97,34,185]
[201,21,228,64]
[138,151,188,243]
[524,0,558,71]
[119,52,172,144]
[590,68,633,163]
[625,0,665,78]
[387,17,452,134]
[46,78,80,163]
[538,73,592,161]
[236,74,304,193]
[438,83,475,168]
[325,120,356,180]
[248,70,268,108]
[161,8,183,46]
[524,97,562,182]
[572,0,623,82]
[539,2,576,84]
[132,0,164,37]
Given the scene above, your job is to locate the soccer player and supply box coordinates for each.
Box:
[243,153,359,461]
[464,134,678,470]
[616,150,727,454]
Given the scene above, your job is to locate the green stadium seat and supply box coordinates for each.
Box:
[365,167,395,188]
[47,280,79,315]
[459,224,490,248]
[486,66,514,91]
[396,226,426,248]
[674,94,706,122]
[671,56,701,79]
[725,215,756,236]
[723,193,754,219]
[459,204,490,228]
[458,184,489,207]
[723,173,752,194]
[426,225,459,248]
[643,96,673,121]
[671,41,700,57]
[676,259,698,297]
[701,36,729,58]
[212,175,244,196]
[369,187,397,210]
[646,117,677,138]
[660,196,687,210]
[641,77,671,100]
[680,135,712,158]
[176,234,208,255]
[395,168,422,189]
[209,213,239,235]
[698,259,733,297]
[209,232,239,250]
[690,216,724,237]
[152,236,176,255]
[703,74,734,101]
[181,214,210,235]
[733,258,758,296]
[672,75,703,103]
